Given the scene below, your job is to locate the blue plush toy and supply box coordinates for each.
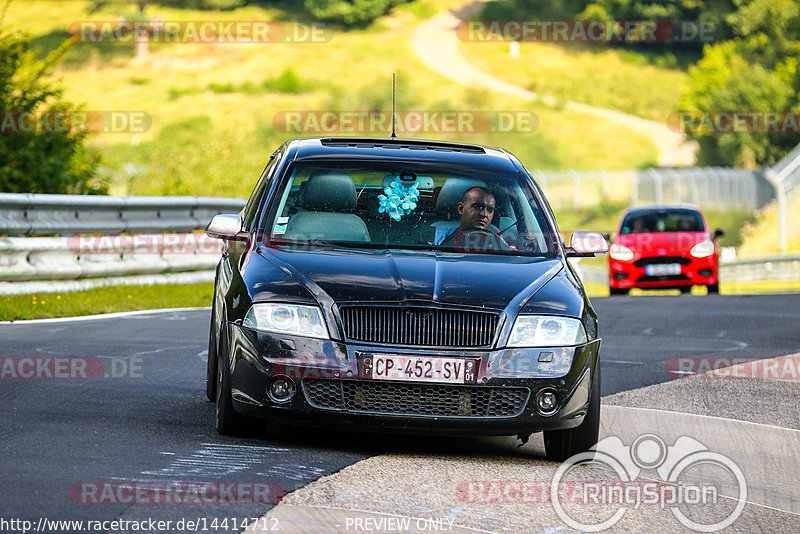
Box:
[378,178,420,221]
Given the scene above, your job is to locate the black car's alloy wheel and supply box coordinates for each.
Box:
[543,364,601,462]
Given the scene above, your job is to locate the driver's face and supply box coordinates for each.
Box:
[458,189,496,230]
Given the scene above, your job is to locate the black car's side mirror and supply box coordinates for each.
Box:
[206,213,249,242]
[713,227,725,239]
[566,231,609,257]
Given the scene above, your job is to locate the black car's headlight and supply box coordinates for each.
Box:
[508,315,587,347]
[243,303,329,339]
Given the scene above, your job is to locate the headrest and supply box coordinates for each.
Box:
[300,171,357,212]
[436,177,488,219]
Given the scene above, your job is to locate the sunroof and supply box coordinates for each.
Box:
[319,138,486,154]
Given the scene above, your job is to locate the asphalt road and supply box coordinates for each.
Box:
[1,294,798,532]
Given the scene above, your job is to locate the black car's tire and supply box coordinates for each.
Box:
[215,325,248,435]
[544,364,601,462]
[679,286,691,294]
[707,283,719,294]
[205,300,218,402]
[609,287,629,296]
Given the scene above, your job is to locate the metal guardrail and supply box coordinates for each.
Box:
[1,193,797,295]
[0,234,221,282]
[0,193,245,236]
[719,254,800,284]
[573,254,800,287]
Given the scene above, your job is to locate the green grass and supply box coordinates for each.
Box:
[738,192,800,257]
[457,38,690,123]
[6,0,659,197]
[0,283,213,321]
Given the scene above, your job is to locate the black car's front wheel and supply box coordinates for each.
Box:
[544,364,601,462]
[205,298,218,402]
[215,325,249,435]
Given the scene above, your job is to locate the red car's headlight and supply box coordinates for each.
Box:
[690,240,715,258]
[609,243,634,261]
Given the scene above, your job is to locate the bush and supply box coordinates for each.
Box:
[0,11,103,194]
[303,0,409,26]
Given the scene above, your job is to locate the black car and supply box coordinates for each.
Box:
[205,137,608,461]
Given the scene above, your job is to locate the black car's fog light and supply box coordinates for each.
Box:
[268,377,296,403]
[536,389,559,416]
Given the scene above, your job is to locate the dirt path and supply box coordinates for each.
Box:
[410,4,697,166]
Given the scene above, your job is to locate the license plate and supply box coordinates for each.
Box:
[369,355,473,384]
[646,263,681,276]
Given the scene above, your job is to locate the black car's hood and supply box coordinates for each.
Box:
[259,246,562,311]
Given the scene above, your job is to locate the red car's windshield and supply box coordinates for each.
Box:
[620,209,704,235]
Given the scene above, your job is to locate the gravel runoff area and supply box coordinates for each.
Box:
[246,354,800,533]
[605,352,800,430]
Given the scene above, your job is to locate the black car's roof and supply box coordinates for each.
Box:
[284,137,521,171]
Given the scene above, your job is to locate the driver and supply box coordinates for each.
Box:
[457,186,496,232]
[438,187,513,250]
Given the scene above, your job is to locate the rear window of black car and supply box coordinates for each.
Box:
[262,160,555,257]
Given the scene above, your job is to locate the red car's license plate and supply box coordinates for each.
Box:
[645,263,681,276]
[371,355,472,384]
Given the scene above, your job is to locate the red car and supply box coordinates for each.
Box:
[608,205,724,295]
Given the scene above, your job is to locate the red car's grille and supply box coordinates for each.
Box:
[637,274,690,282]
[633,256,692,267]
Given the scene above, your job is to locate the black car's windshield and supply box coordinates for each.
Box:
[265,160,554,256]
[620,209,705,234]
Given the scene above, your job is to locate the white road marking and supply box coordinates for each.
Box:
[140,443,291,478]
[0,306,211,325]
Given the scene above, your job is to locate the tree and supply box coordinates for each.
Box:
[0,1,103,194]
[681,0,800,166]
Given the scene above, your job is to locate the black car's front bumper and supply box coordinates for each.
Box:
[226,323,601,436]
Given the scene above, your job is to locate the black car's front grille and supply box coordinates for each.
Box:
[634,256,691,267]
[339,306,499,347]
[303,380,528,418]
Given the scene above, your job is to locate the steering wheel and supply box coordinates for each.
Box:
[442,228,515,252]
